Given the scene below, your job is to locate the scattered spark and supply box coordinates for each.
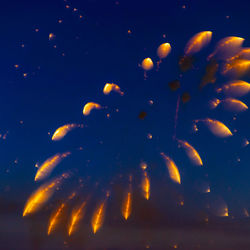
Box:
[140,162,147,170]
[49,33,56,41]
[242,138,249,147]
[148,99,154,105]
[147,133,152,139]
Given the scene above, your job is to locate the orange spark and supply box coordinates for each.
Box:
[216,80,250,97]
[91,201,106,234]
[141,171,150,200]
[52,124,83,141]
[195,118,232,138]
[177,139,203,166]
[83,102,102,116]
[121,187,132,220]
[184,31,212,56]
[209,98,248,112]
[222,59,250,77]
[208,36,244,60]
[147,133,152,139]
[48,203,65,235]
[68,201,87,236]
[49,33,56,40]
[35,152,71,181]
[161,153,181,184]
[157,43,171,59]
[103,83,124,95]
[141,58,154,71]
[23,175,67,217]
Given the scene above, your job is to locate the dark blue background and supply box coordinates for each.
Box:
[1,1,250,248]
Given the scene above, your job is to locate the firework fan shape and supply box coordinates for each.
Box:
[22,31,250,247]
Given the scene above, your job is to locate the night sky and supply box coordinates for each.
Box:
[1,0,250,249]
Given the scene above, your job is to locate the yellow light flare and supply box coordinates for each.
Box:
[243,208,249,217]
[222,59,250,77]
[184,31,212,56]
[49,33,56,40]
[209,196,229,217]
[141,57,154,71]
[52,124,83,141]
[141,171,150,200]
[147,133,152,139]
[68,192,77,200]
[177,139,203,166]
[195,118,232,138]
[192,123,198,133]
[91,201,106,234]
[204,216,209,223]
[242,138,249,147]
[23,174,69,217]
[208,98,221,109]
[157,43,171,59]
[48,203,65,235]
[68,201,87,236]
[83,102,102,116]
[221,205,229,217]
[34,152,71,182]
[207,36,244,60]
[209,98,248,112]
[196,180,210,193]
[140,161,147,170]
[161,153,181,184]
[121,187,132,220]
[103,83,124,96]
